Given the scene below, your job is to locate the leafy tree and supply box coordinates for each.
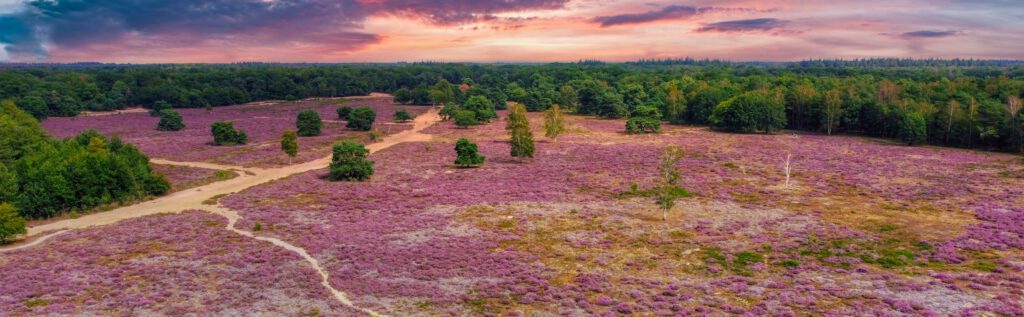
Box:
[508,103,535,160]
[822,89,843,135]
[336,106,353,120]
[439,103,458,121]
[0,203,25,243]
[462,95,497,122]
[544,104,566,139]
[297,110,322,136]
[281,130,298,162]
[709,91,786,133]
[149,100,171,117]
[626,105,662,134]
[394,109,413,122]
[211,121,248,145]
[595,90,629,118]
[454,138,485,167]
[664,83,687,124]
[156,109,185,131]
[0,100,49,163]
[393,88,412,104]
[655,146,689,221]
[328,140,374,181]
[346,106,376,131]
[898,112,928,145]
[454,110,478,128]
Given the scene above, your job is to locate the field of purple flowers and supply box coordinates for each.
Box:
[150,164,238,193]
[10,109,1022,315]
[42,96,427,167]
[216,113,1023,315]
[0,211,363,316]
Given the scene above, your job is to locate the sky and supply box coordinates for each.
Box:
[0,0,1022,63]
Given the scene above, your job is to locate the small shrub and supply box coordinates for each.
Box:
[148,100,170,117]
[281,130,298,160]
[336,106,353,120]
[296,110,322,136]
[253,222,263,232]
[454,138,485,167]
[454,110,479,128]
[211,121,248,145]
[156,109,185,131]
[625,105,662,134]
[394,109,414,122]
[544,104,566,138]
[346,106,376,131]
[328,140,374,181]
[439,103,458,121]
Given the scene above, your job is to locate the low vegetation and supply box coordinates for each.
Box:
[211,121,248,145]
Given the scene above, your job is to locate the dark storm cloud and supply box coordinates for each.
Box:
[0,0,571,60]
[695,18,787,33]
[592,5,700,27]
[899,30,959,38]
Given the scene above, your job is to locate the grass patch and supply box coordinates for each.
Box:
[202,194,228,205]
[24,297,49,308]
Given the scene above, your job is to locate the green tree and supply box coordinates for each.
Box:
[508,103,535,160]
[463,95,497,122]
[296,110,322,136]
[328,141,374,181]
[394,109,413,122]
[655,146,688,221]
[156,109,185,131]
[149,100,171,117]
[626,105,662,134]
[822,89,842,135]
[898,112,928,145]
[346,106,376,131]
[336,106,353,120]
[454,138,485,167]
[709,91,786,133]
[211,121,248,145]
[454,110,479,128]
[544,104,566,139]
[393,88,412,104]
[0,203,26,243]
[281,130,298,163]
[439,103,458,121]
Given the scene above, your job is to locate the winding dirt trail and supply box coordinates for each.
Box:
[1,106,440,316]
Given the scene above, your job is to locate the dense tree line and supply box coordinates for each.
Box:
[1,61,1022,152]
[0,100,168,221]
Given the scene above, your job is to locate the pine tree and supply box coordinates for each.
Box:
[507,103,534,160]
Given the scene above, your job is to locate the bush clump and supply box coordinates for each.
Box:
[156,109,185,131]
[462,96,497,122]
[148,100,171,117]
[0,203,26,243]
[336,106,353,120]
[454,138,485,167]
[328,140,374,181]
[394,109,413,122]
[296,110,322,136]
[346,106,376,131]
[211,121,248,145]
[454,110,479,128]
[625,105,662,134]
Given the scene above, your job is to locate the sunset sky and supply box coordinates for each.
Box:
[1,0,1022,63]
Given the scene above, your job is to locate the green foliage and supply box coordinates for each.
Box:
[453,110,479,128]
[454,138,485,167]
[328,141,374,181]
[898,112,928,145]
[156,109,185,131]
[462,95,497,122]
[392,88,412,104]
[543,104,566,138]
[626,105,662,134]
[0,100,49,164]
[507,103,535,159]
[0,203,26,243]
[148,100,171,117]
[393,109,414,122]
[346,106,375,131]
[211,121,248,145]
[0,164,17,203]
[281,130,298,158]
[710,91,787,133]
[439,103,458,121]
[296,110,322,136]
[336,106,353,119]
[655,146,687,220]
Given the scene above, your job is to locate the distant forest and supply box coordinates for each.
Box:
[1,59,1023,153]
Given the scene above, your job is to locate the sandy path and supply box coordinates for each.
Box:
[149,159,253,172]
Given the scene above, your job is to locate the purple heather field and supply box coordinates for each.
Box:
[6,110,1023,316]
